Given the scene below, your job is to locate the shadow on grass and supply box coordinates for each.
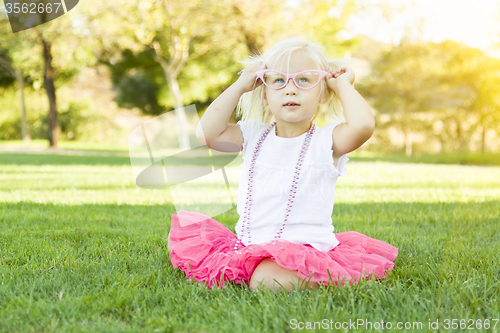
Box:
[352,151,500,166]
[0,152,131,166]
[3,150,500,167]
[0,152,226,167]
[1,200,498,250]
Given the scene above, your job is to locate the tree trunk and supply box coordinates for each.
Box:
[405,133,412,157]
[42,38,60,148]
[153,37,190,151]
[0,57,31,141]
[15,68,30,141]
[165,71,190,151]
[231,4,264,56]
[455,118,462,151]
[402,125,412,157]
[481,125,486,153]
[438,137,445,154]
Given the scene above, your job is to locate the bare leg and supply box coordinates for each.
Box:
[249,258,321,292]
[167,232,174,254]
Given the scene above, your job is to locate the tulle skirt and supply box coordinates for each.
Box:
[168,210,398,289]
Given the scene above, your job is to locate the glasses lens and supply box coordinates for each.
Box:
[262,71,321,89]
[296,71,320,89]
[263,71,287,89]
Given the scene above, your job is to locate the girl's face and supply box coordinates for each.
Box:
[262,51,330,125]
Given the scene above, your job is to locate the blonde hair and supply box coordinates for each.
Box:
[235,36,350,126]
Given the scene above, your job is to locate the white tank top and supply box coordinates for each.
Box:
[235,118,349,252]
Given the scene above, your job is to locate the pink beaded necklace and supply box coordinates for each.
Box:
[234,120,317,252]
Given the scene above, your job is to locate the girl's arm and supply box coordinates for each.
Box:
[333,78,375,129]
[196,83,246,143]
[196,61,264,143]
[327,67,375,157]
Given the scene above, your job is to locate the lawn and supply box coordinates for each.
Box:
[0,151,499,332]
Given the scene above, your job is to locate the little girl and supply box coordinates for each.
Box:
[167,36,398,292]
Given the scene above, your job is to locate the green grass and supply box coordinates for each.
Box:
[0,152,499,332]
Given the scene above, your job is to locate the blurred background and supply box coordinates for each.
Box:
[1,0,499,162]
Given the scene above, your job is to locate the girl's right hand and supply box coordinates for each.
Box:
[235,61,265,93]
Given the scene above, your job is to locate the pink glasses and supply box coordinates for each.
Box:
[256,69,334,90]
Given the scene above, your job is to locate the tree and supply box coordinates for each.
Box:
[85,0,231,150]
[32,0,361,153]
[39,33,60,146]
[1,7,97,147]
[0,55,30,141]
[87,0,299,150]
[357,40,438,155]
[357,40,500,154]
[290,0,362,58]
[0,16,32,141]
[435,42,500,153]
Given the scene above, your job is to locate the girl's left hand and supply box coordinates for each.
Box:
[326,66,355,92]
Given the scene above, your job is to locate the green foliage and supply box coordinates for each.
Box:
[158,47,247,111]
[104,43,249,115]
[0,114,21,140]
[0,50,16,88]
[0,66,15,87]
[0,88,26,140]
[1,0,365,147]
[0,87,113,142]
[116,70,163,115]
[2,0,497,155]
[58,99,94,141]
[293,0,362,58]
[106,49,164,115]
[357,40,500,154]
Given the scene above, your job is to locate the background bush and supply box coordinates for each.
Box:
[0,87,123,144]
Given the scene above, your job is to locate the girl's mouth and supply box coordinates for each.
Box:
[283,103,300,109]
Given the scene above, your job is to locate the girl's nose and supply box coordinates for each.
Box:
[284,78,298,91]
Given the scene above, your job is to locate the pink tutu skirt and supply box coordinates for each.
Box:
[168,210,398,289]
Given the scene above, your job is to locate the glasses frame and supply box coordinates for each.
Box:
[255,69,334,90]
